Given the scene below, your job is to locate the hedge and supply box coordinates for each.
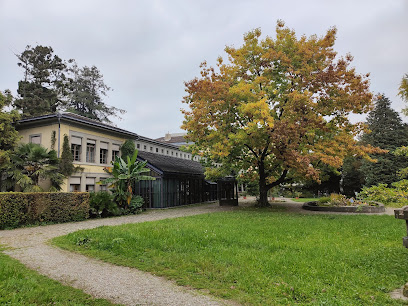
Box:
[0,192,90,229]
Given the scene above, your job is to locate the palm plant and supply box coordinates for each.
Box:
[100,150,155,208]
[6,143,64,192]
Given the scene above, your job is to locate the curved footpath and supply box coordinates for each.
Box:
[0,199,398,305]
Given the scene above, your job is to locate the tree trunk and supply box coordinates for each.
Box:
[258,183,270,207]
[257,161,270,207]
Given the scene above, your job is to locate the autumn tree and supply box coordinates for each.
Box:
[399,74,408,108]
[66,63,125,123]
[182,22,380,206]
[14,45,69,117]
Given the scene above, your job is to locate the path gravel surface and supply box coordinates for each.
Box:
[0,199,397,305]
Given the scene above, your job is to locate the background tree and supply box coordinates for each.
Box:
[360,94,408,187]
[67,63,125,123]
[0,90,21,191]
[6,143,64,192]
[341,156,364,197]
[0,90,20,152]
[120,139,136,161]
[14,45,69,117]
[182,22,381,206]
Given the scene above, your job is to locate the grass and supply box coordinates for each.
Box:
[291,197,319,203]
[0,249,117,305]
[53,210,408,305]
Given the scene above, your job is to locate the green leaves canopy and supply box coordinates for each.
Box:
[100,150,155,207]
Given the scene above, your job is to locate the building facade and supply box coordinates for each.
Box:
[16,112,213,206]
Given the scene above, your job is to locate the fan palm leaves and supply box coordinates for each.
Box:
[6,143,64,191]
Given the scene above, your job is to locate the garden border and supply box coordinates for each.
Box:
[302,201,385,213]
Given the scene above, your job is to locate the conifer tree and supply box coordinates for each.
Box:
[59,134,82,177]
[361,94,408,186]
[120,139,136,161]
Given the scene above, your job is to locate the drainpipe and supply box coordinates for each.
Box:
[57,113,61,157]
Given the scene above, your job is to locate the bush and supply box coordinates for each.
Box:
[359,180,408,208]
[318,197,330,204]
[0,192,89,229]
[127,195,144,214]
[89,191,119,218]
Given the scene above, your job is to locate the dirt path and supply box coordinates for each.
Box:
[0,199,397,305]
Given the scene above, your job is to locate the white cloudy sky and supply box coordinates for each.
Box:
[1,0,407,138]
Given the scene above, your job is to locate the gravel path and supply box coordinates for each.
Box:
[0,203,239,306]
[0,199,397,305]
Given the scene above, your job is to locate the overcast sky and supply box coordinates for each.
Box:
[1,0,407,138]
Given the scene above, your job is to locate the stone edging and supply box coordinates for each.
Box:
[302,201,385,213]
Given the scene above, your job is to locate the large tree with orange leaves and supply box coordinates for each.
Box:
[182,22,380,206]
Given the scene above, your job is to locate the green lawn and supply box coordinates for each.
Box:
[53,210,408,305]
[291,197,319,203]
[0,249,116,305]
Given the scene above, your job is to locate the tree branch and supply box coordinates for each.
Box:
[266,169,288,189]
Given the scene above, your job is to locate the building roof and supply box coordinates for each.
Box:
[155,133,189,147]
[138,135,181,150]
[137,151,204,176]
[16,112,139,138]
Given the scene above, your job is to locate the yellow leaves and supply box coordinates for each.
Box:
[239,99,274,129]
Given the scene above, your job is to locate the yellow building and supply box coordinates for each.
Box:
[16,112,138,192]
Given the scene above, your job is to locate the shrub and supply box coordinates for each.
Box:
[329,193,349,206]
[318,197,330,204]
[127,195,144,214]
[0,192,89,229]
[359,180,408,208]
[89,191,119,218]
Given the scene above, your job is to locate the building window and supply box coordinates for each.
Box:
[161,149,164,153]
[86,141,96,163]
[86,185,95,192]
[112,150,119,161]
[144,145,147,150]
[100,184,107,191]
[70,184,80,192]
[137,143,140,149]
[71,144,81,161]
[86,177,95,192]
[100,148,108,164]
[171,151,174,156]
[150,146,153,152]
[167,150,169,154]
[176,152,178,157]
[29,134,41,144]
[156,148,159,153]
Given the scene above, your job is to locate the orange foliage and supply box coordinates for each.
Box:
[182,21,381,204]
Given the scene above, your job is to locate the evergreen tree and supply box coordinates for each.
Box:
[120,139,135,161]
[67,63,125,123]
[361,94,408,186]
[59,134,82,177]
[14,45,69,117]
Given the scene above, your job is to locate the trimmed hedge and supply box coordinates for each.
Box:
[0,192,89,229]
